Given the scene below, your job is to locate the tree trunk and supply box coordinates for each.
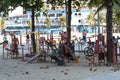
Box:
[31,6,36,54]
[67,0,71,43]
[106,0,113,65]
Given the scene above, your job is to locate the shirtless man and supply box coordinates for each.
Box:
[12,35,19,56]
[12,35,19,45]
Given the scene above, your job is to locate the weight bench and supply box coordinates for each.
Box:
[5,48,18,58]
[49,54,58,62]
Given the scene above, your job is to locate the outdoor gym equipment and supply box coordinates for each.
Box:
[111,36,120,71]
[46,32,76,65]
[72,36,85,52]
[3,32,26,60]
[5,48,18,58]
[2,42,9,59]
[26,32,50,63]
[73,36,94,60]
[113,43,117,71]
[25,46,47,63]
[83,38,95,66]
[4,44,25,60]
[97,34,106,65]
[46,40,65,65]
[26,50,46,63]
[84,42,94,57]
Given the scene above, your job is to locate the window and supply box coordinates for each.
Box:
[74,13,81,16]
[78,20,81,22]
[48,14,55,17]
[46,5,49,7]
[42,14,46,17]
[62,7,64,9]
[75,13,77,15]
[40,21,44,24]
[78,13,81,15]
[57,14,62,17]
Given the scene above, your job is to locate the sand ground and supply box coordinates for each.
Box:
[0,44,120,80]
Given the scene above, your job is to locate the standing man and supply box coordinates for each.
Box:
[81,29,87,42]
[12,35,19,45]
[12,35,19,57]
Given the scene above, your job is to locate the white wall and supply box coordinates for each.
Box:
[8,6,23,17]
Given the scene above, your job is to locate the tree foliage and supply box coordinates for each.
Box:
[113,1,120,25]
[88,0,120,18]
[59,16,66,28]
[86,11,95,27]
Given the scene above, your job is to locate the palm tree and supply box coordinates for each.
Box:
[27,20,32,28]
[44,17,50,28]
[0,17,5,30]
[86,11,96,27]
[59,16,66,29]
[86,10,106,38]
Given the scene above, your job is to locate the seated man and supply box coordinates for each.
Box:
[0,36,8,47]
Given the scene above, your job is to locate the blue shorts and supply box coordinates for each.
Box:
[82,36,86,41]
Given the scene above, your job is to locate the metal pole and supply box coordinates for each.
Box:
[113,44,117,71]
[2,45,4,59]
[22,46,24,61]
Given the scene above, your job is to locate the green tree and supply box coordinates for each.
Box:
[48,0,88,43]
[0,0,44,54]
[88,0,120,65]
[22,0,44,54]
[113,1,120,26]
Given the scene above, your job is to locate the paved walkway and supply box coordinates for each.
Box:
[85,71,120,80]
